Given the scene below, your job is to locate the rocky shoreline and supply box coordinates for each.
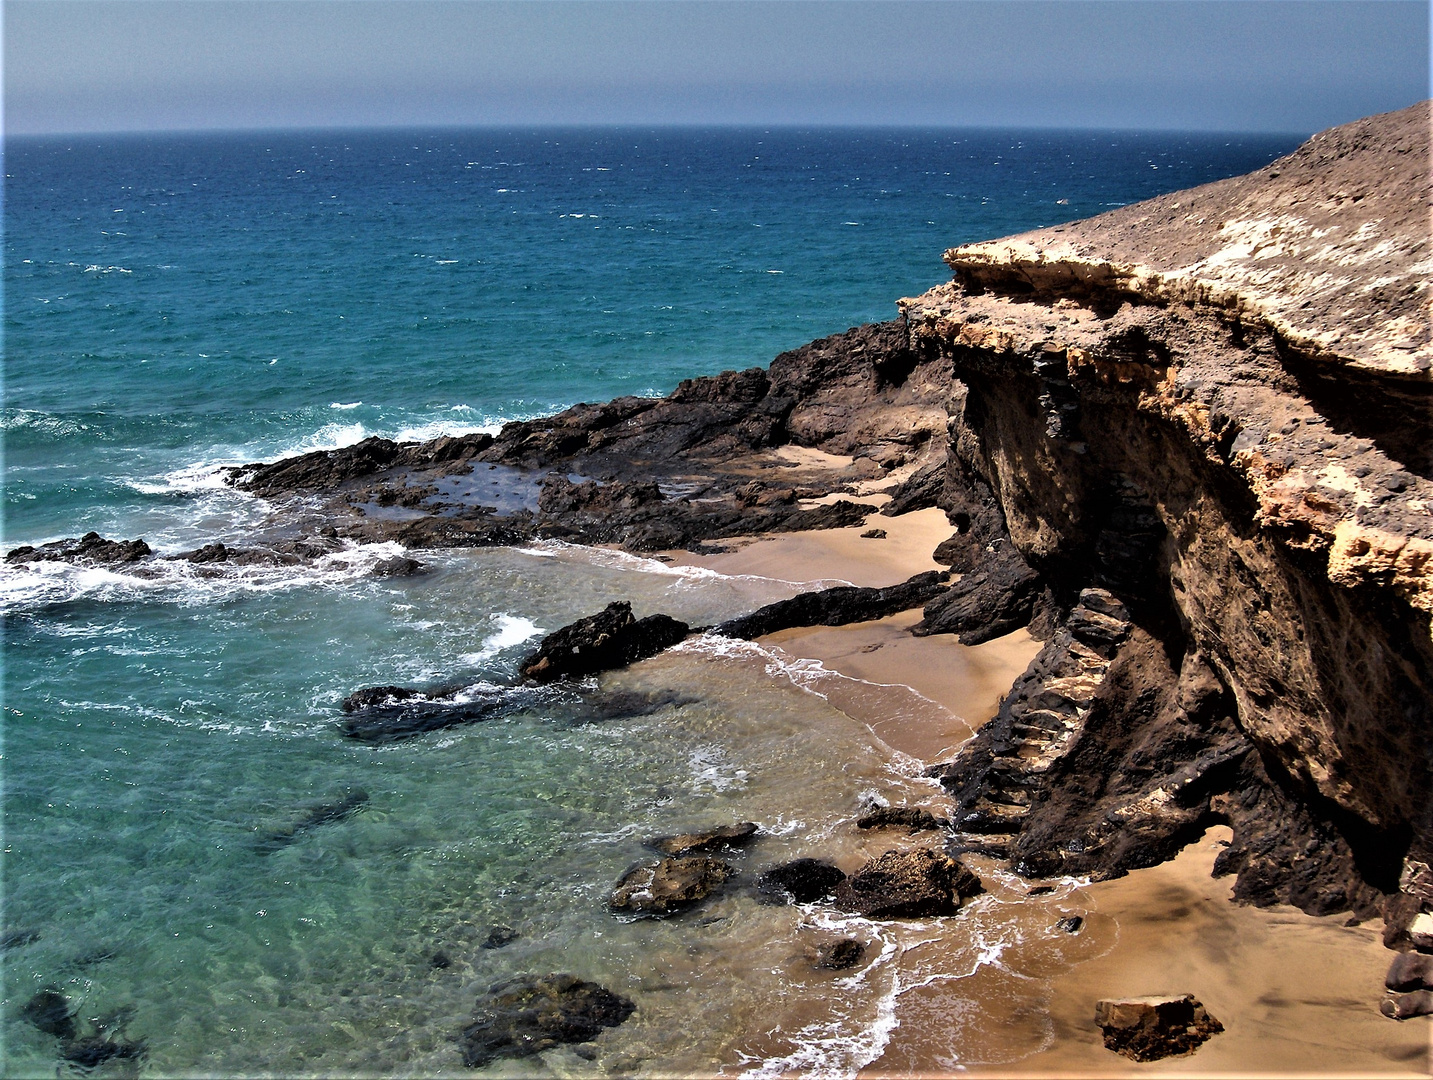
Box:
[10,101,1431,1067]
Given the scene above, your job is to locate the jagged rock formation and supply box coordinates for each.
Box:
[906,101,1432,917]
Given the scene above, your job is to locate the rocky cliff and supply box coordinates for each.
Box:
[903,100,1431,918]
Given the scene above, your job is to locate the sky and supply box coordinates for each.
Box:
[5,1,1430,135]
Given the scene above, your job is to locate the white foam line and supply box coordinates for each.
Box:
[512,538,853,590]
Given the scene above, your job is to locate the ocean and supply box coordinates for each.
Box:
[3,127,1300,1076]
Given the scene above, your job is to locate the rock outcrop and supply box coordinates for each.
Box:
[458,974,635,1068]
[1095,995,1223,1062]
[907,101,1432,918]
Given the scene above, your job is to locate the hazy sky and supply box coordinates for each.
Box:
[6,1,1429,135]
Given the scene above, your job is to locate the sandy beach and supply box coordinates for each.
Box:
[673,506,1432,1077]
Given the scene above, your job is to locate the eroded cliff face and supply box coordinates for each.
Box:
[906,101,1432,916]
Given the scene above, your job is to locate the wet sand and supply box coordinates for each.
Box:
[669,506,953,589]
[672,509,1428,1076]
[762,611,1039,760]
[951,828,1427,1077]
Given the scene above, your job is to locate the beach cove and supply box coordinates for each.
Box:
[5,108,1432,1077]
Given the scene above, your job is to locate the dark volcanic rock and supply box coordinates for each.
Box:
[256,789,368,853]
[646,822,759,857]
[813,938,866,970]
[574,687,697,722]
[1095,995,1223,1061]
[715,571,950,640]
[756,859,847,904]
[855,806,947,833]
[913,546,1042,644]
[61,1035,146,1068]
[879,461,947,517]
[342,685,422,713]
[1386,951,1433,992]
[1381,990,1433,1020]
[833,849,983,918]
[21,989,76,1040]
[609,856,736,916]
[519,602,688,683]
[482,925,519,950]
[7,532,151,566]
[458,973,635,1068]
[340,685,546,744]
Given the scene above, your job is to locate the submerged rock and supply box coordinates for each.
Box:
[21,988,76,1040]
[256,789,368,853]
[340,684,544,743]
[458,973,635,1068]
[1094,995,1223,1061]
[574,687,697,723]
[609,857,736,916]
[646,822,759,857]
[755,859,847,904]
[812,938,866,970]
[855,806,947,833]
[481,926,519,950]
[61,1035,146,1069]
[519,602,689,683]
[833,849,983,918]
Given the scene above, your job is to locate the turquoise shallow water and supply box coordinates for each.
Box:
[3,127,1300,1076]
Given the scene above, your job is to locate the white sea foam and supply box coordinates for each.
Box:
[457,614,542,665]
[0,540,417,612]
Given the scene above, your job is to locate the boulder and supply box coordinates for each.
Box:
[646,822,758,857]
[1381,990,1433,1020]
[609,857,736,916]
[342,685,421,713]
[519,602,688,683]
[1386,951,1433,992]
[340,685,543,743]
[1094,995,1223,1061]
[813,938,866,970]
[61,1036,146,1068]
[756,859,847,904]
[855,806,947,833]
[482,925,519,950]
[458,973,635,1068]
[832,849,983,918]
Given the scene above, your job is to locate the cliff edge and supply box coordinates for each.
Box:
[903,101,1432,920]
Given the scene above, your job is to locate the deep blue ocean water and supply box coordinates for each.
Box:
[3,128,1300,1076]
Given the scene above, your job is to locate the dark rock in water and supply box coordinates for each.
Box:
[609,857,736,916]
[856,806,947,833]
[715,571,950,640]
[342,685,422,713]
[833,849,983,918]
[1381,990,1433,1020]
[1095,995,1223,1061]
[756,859,847,904]
[459,973,635,1068]
[341,685,544,744]
[575,687,697,723]
[372,555,425,577]
[481,926,519,950]
[1,929,40,951]
[813,938,866,970]
[21,988,76,1040]
[913,546,1043,644]
[646,822,758,858]
[1026,886,1056,897]
[256,789,368,853]
[1386,951,1433,992]
[1056,916,1084,934]
[6,532,151,566]
[431,951,453,969]
[61,1035,146,1068]
[519,602,688,683]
